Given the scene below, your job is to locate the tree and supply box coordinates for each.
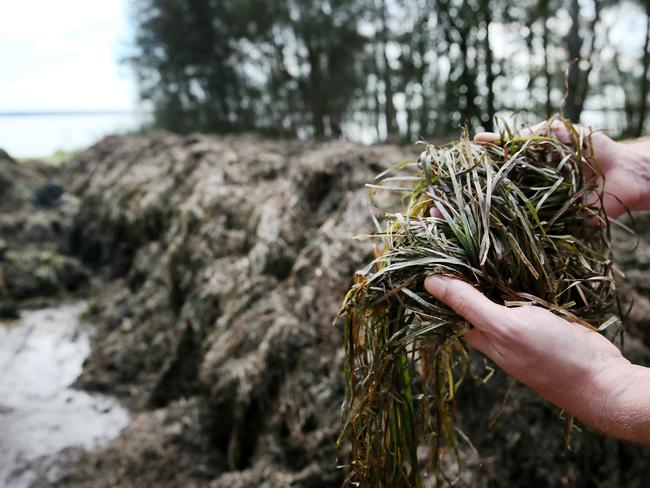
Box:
[564,0,601,122]
[128,0,649,141]
[636,0,650,136]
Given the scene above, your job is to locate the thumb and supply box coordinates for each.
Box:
[424,275,504,331]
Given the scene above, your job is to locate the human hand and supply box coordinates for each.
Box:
[475,120,650,219]
[424,275,650,443]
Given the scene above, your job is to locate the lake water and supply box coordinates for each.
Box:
[0,113,150,159]
[0,303,130,487]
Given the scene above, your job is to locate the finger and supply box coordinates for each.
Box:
[517,120,548,138]
[518,119,576,144]
[475,120,569,143]
[585,170,635,222]
[520,122,610,191]
[600,192,627,220]
[463,328,506,360]
[584,191,623,224]
[583,191,605,226]
[429,206,442,218]
[474,132,500,143]
[424,276,504,331]
[588,131,620,172]
[463,328,487,353]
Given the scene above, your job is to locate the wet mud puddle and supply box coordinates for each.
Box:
[0,303,130,487]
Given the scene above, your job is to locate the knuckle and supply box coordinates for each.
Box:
[439,281,471,315]
[517,304,538,315]
[450,293,469,317]
[505,305,534,329]
[512,304,539,319]
[511,305,552,325]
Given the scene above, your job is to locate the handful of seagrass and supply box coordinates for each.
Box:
[338,119,623,486]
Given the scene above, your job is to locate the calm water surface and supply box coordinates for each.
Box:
[0,113,148,158]
[0,303,130,487]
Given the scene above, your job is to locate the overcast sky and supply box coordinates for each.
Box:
[0,0,136,111]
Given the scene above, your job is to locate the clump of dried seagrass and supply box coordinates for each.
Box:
[338,118,624,487]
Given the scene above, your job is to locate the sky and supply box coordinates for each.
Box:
[0,0,136,112]
[0,0,145,157]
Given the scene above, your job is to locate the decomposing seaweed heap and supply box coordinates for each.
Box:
[338,119,624,486]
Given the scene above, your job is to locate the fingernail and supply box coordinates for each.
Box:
[473,132,499,143]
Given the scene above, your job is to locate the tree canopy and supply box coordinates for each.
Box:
[129,0,650,140]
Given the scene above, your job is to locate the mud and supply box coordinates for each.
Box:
[2,133,650,487]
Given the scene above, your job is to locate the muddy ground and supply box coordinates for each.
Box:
[2,133,650,487]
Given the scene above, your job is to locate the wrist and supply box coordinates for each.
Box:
[629,151,650,212]
[523,343,624,420]
[603,141,650,217]
[622,137,650,155]
[582,359,650,443]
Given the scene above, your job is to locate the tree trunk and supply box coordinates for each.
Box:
[540,0,552,117]
[405,80,414,142]
[459,32,479,127]
[576,0,601,119]
[612,52,635,136]
[379,0,397,138]
[481,0,495,132]
[564,0,582,122]
[636,2,650,137]
[418,65,429,138]
[306,42,325,138]
[416,12,430,138]
[543,28,552,117]
[374,73,382,139]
